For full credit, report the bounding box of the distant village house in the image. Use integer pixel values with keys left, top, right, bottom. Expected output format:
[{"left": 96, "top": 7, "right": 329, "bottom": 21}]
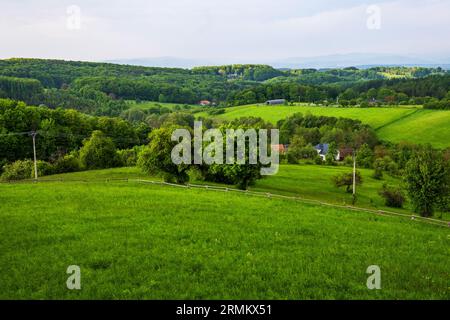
[
  {"left": 265, "top": 99, "right": 286, "bottom": 106},
  {"left": 314, "top": 143, "right": 340, "bottom": 161},
  {"left": 199, "top": 100, "right": 212, "bottom": 106},
  {"left": 271, "top": 144, "right": 288, "bottom": 155},
  {"left": 314, "top": 144, "right": 353, "bottom": 161}
]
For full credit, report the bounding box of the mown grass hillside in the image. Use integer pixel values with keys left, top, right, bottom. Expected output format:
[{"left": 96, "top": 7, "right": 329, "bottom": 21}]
[
  {"left": 376, "top": 109, "right": 450, "bottom": 148},
  {"left": 39, "top": 166, "right": 450, "bottom": 220},
  {"left": 200, "top": 104, "right": 450, "bottom": 148},
  {"left": 0, "top": 170, "right": 449, "bottom": 299},
  {"left": 199, "top": 104, "right": 418, "bottom": 128}
]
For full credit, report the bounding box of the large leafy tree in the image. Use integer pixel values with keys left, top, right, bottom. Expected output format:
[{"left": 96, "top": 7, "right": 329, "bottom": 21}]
[
  {"left": 333, "top": 171, "right": 363, "bottom": 193},
  {"left": 79, "top": 130, "right": 118, "bottom": 169},
  {"left": 404, "top": 146, "right": 450, "bottom": 217},
  {"left": 138, "top": 126, "right": 191, "bottom": 184}
]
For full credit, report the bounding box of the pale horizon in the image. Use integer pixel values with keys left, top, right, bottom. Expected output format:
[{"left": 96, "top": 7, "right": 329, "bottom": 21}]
[{"left": 1, "top": 0, "right": 450, "bottom": 63}]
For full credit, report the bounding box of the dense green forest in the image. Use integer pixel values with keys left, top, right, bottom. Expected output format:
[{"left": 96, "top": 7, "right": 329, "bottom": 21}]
[{"left": 0, "top": 59, "right": 449, "bottom": 116}]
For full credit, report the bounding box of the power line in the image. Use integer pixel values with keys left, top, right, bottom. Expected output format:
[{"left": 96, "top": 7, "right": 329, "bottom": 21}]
[
  {"left": 0, "top": 130, "right": 143, "bottom": 143},
  {"left": 0, "top": 131, "right": 34, "bottom": 137}
]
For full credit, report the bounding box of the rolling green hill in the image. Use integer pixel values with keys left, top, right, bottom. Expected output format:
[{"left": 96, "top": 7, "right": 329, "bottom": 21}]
[
  {"left": 376, "top": 109, "right": 450, "bottom": 147},
  {"left": 200, "top": 104, "right": 450, "bottom": 148},
  {"left": 1, "top": 168, "right": 449, "bottom": 299},
  {"left": 38, "top": 165, "right": 449, "bottom": 220}
]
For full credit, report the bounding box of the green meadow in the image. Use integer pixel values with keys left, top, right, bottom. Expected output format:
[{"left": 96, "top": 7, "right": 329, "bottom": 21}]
[
  {"left": 201, "top": 104, "right": 450, "bottom": 148},
  {"left": 201, "top": 104, "right": 418, "bottom": 128},
  {"left": 376, "top": 109, "right": 450, "bottom": 148},
  {"left": 38, "top": 165, "right": 450, "bottom": 221},
  {"left": 0, "top": 168, "right": 449, "bottom": 299}
]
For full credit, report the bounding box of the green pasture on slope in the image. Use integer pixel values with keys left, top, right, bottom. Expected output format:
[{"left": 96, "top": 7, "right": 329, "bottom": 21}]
[
  {"left": 0, "top": 174, "right": 449, "bottom": 299},
  {"left": 200, "top": 104, "right": 450, "bottom": 148}
]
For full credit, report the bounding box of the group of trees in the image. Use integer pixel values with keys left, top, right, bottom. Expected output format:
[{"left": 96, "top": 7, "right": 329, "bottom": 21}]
[
  {"left": 228, "top": 74, "right": 450, "bottom": 107},
  {"left": 0, "top": 99, "right": 149, "bottom": 165},
  {"left": 0, "top": 59, "right": 448, "bottom": 115},
  {"left": 1, "top": 129, "right": 142, "bottom": 181},
  {"left": 1, "top": 97, "right": 448, "bottom": 217},
  {"left": 275, "top": 113, "right": 378, "bottom": 165},
  {"left": 0, "top": 76, "right": 128, "bottom": 116},
  {"left": 0, "top": 58, "right": 187, "bottom": 88},
  {"left": 70, "top": 75, "right": 248, "bottom": 105},
  {"left": 272, "top": 66, "right": 447, "bottom": 86},
  {"left": 138, "top": 118, "right": 273, "bottom": 189},
  {"left": 338, "top": 144, "right": 449, "bottom": 217},
  {"left": 0, "top": 58, "right": 449, "bottom": 216},
  {"left": 0, "top": 76, "right": 44, "bottom": 105},
  {"left": 0, "top": 59, "right": 258, "bottom": 112},
  {"left": 423, "top": 90, "right": 450, "bottom": 110},
  {"left": 404, "top": 146, "right": 450, "bottom": 217},
  {"left": 192, "top": 64, "right": 284, "bottom": 81},
  {"left": 330, "top": 144, "right": 449, "bottom": 217}
]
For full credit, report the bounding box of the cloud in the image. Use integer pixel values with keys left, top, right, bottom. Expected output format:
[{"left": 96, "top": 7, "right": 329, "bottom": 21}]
[{"left": 0, "top": 0, "right": 449, "bottom": 61}]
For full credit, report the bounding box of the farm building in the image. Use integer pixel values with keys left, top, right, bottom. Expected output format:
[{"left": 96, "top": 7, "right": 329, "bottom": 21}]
[
  {"left": 338, "top": 147, "right": 354, "bottom": 161},
  {"left": 199, "top": 100, "right": 212, "bottom": 106},
  {"left": 265, "top": 99, "right": 286, "bottom": 105},
  {"left": 314, "top": 143, "right": 340, "bottom": 161},
  {"left": 271, "top": 144, "right": 288, "bottom": 154}
]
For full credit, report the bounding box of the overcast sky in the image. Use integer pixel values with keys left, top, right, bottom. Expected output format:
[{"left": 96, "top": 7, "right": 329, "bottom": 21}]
[{"left": 1, "top": 0, "right": 449, "bottom": 62}]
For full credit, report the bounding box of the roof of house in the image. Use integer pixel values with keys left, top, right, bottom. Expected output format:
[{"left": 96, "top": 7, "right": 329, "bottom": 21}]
[
  {"left": 266, "top": 99, "right": 286, "bottom": 104},
  {"left": 339, "top": 147, "right": 353, "bottom": 158},
  {"left": 271, "top": 144, "right": 287, "bottom": 153},
  {"left": 314, "top": 143, "right": 329, "bottom": 155}
]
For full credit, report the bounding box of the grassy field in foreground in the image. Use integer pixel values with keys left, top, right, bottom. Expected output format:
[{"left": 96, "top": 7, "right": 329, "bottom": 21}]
[
  {"left": 200, "top": 104, "right": 450, "bottom": 148},
  {"left": 0, "top": 173, "right": 449, "bottom": 299},
  {"left": 39, "top": 165, "right": 450, "bottom": 220}
]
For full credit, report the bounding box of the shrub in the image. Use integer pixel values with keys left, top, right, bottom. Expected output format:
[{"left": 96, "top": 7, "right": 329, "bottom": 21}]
[
  {"left": 343, "top": 156, "right": 353, "bottom": 167},
  {"left": 79, "top": 131, "right": 119, "bottom": 170},
  {"left": 0, "top": 160, "right": 34, "bottom": 181},
  {"left": 54, "top": 153, "right": 82, "bottom": 174},
  {"left": 325, "top": 143, "right": 338, "bottom": 166},
  {"left": 379, "top": 184, "right": 406, "bottom": 208},
  {"left": 404, "top": 146, "right": 450, "bottom": 217},
  {"left": 372, "top": 159, "right": 384, "bottom": 180},
  {"left": 356, "top": 144, "right": 374, "bottom": 168},
  {"left": 208, "top": 108, "right": 225, "bottom": 115},
  {"left": 0, "top": 158, "right": 7, "bottom": 175},
  {"left": 375, "top": 156, "right": 399, "bottom": 176},
  {"left": 138, "top": 127, "right": 191, "bottom": 184},
  {"left": 333, "top": 171, "right": 363, "bottom": 193},
  {"left": 32, "top": 160, "right": 55, "bottom": 178},
  {"left": 117, "top": 147, "right": 142, "bottom": 167},
  {"left": 372, "top": 167, "right": 383, "bottom": 180},
  {"left": 286, "top": 151, "right": 299, "bottom": 164}
]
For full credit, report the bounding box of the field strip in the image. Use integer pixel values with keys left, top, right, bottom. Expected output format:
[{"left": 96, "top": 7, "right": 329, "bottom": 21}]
[
  {"left": 373, "top": 108, "right": 421, "bottom": 131},
  {"left": 4, "top": 177, "right": 448, "bottom": 228}
]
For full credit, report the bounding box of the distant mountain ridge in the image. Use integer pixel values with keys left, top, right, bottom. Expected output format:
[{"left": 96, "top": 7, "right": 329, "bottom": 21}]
[{"left": 107, "top": 53, "right": 450, "bottom": 70}]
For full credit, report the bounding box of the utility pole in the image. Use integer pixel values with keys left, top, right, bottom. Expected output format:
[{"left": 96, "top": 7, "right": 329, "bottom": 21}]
[
  {"left": 352, "top": 149, "right": 356, "bottom": 205},
  {"left": 31, "top": 131, "right": 38, "bottom": 180}
]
